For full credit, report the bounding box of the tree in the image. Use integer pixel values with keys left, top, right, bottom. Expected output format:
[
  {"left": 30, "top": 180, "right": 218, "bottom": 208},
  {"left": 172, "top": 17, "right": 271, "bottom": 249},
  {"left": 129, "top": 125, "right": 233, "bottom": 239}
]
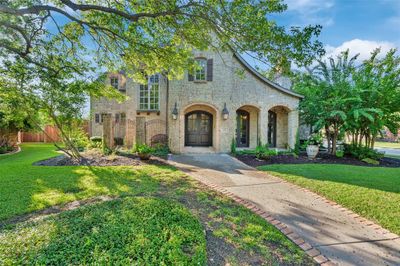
[
  {"left": 294, "top": 49, "right": 400, "bottom": 154},
  {"left": 0, "top": 56, "right": 123, "bottom": 159},
  {"left": 294, "top": 50, "right": 358, "bottom": 154},
  {"left": 350, "top": 48, "right": 400, "bottom": 148},
  {"left": 0, "top": 76, "right": 40, "bottom": 148},
  {"left": 0, "top": 0, "right": 324, "bottom": 81}
]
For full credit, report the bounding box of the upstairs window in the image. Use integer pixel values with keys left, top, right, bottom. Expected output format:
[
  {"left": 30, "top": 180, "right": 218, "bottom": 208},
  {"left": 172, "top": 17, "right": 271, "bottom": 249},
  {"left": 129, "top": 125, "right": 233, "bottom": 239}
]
[
  {"left": 110, "top": 77, "right": 119, "bottom": 89},
  {"left": 139, "top": 74, "right": 159, "bottom": 110},
  {"left": 195, "top": 58, "right": 207, "bottom": 81},
  {"left": 188, "top": 58, "right": 213, "bottom": 82},
  {"left": 95, "top": 113, "right": 100, "bottom": 123}
]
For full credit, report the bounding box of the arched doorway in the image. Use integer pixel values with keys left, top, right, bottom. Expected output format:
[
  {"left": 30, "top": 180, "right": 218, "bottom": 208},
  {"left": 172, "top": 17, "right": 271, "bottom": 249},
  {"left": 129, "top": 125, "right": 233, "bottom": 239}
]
[
  {"left": 268, "top": 110, "right": 277, "bottom": 147},
  {"left": 185, "top": 111, "right": 213, "bottom": 146},
  {"left": 236, "top": 110, "right": 250, "bottom": 147}
]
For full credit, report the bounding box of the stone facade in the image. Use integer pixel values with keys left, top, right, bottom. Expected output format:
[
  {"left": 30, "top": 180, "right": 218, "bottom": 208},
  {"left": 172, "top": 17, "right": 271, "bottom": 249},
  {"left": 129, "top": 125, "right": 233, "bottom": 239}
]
[{"left": 90, "top": 50, "right": 302, "bottom": 153}]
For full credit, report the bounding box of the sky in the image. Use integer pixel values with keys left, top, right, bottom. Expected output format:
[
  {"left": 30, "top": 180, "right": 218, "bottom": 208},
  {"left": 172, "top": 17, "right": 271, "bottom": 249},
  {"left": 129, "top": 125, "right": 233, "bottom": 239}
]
[{"left": 246, "top": 0, "right": 400, "bottom": 68}]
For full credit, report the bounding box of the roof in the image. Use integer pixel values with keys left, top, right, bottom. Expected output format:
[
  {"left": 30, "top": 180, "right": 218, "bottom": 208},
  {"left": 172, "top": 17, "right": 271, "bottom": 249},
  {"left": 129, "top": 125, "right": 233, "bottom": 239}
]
[{"left": 233, "top": 53, "right": 304, "bottom": 99}]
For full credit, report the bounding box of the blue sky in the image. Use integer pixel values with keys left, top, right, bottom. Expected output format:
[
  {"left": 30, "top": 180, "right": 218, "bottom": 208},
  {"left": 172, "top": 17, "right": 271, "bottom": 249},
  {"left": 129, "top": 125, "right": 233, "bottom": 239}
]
[{"left": 281, "top": 0, "right": 399, "bottom": 61}]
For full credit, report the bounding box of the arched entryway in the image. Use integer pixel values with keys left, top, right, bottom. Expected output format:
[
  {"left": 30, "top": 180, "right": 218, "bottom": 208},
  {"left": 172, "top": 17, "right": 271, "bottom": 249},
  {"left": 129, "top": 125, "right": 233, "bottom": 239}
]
[
  {"left": 185, "top": 111, "right": 213, "bottom": 146},
  {"left": 268, "top": 110, "right": 277, "bottom": 147},
  {"left": 236, "top": 110, "right": 250, "bottom": 147},
  {"left": 268, "top": 105, "right": 290, "bottom": 148},
  {"left": 236, "top": 105, "right": 260, "bottom": 149}
]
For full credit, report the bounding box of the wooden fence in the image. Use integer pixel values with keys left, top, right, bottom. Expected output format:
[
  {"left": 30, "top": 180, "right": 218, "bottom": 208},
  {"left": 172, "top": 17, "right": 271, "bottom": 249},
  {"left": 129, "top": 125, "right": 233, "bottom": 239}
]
[{"left": 19, "top": 122, "right": 89, "bottom": 143}]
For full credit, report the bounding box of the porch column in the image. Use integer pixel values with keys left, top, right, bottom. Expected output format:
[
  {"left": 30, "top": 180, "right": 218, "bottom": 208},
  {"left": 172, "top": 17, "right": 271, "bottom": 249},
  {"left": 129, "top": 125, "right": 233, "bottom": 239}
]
[
  {"left": 288, "top": 110, "right": 299, "bottom": 149},
  {"left": 259, "top": 108, "right": 269, "bottom": 146}
]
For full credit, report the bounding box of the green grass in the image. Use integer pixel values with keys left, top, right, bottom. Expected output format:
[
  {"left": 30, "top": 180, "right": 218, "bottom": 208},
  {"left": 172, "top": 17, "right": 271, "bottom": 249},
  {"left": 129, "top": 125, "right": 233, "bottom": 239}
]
[
  {"left": 0, "top": 144, "right": 313, "bottom": 265},
  {"left": 0, "top": 143, "right": 176, "bottom": 220},
  {"left": 375, "top": 141, "right": 400, "bottom": 149},
  {"left": 386, "top": 154, "right": 400, "bottom": 159},
  {"left": 0, "top": 197, "right": 206, "bottom": 265},
  {"left": 258, "top": 164, "right": 400, "bottom": 235}
]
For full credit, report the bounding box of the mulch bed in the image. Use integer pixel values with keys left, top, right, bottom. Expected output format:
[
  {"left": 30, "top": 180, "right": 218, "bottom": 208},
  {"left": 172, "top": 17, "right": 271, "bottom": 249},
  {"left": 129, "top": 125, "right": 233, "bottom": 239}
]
[
  {"left": 33, "top": 149, "right": 167, "bottom": 167},
  {"left": 236, "top": 152, "right": 400, "bottom": 168}
]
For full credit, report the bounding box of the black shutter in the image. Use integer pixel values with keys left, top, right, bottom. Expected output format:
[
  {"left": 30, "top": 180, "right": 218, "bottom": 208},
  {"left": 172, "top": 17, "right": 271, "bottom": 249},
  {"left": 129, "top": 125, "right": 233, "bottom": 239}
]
[
  {"left": 188, "top": 72, "right": 194, "bottom": 81},
  {"left": 115, "top": 113, "right": 120, "bottom": 123},
  {"left": 95, "top": 113, "right": 100, "bottom": 123},
  {"left": 207, "top": 59, "right": 213, "bottom": 81}
]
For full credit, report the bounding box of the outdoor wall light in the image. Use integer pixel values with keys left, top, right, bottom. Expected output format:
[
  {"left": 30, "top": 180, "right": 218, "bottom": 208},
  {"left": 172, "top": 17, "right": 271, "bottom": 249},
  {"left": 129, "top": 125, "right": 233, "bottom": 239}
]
[
  {"left": 172, "top": 102, "right": 178, "bottom": 120},
  {"left": 222, "top": 103, "right": 229, "bottom": 120}
]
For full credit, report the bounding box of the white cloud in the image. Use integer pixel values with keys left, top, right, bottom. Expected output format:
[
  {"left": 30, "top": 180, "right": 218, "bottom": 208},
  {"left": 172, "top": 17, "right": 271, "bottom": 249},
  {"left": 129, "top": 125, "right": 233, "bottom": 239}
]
[
  {"left": 284, "top": 0, "right": 335, "bottom": 27},
  {"left": 324, "top": 39, "right": 397, "bottom": 62}
]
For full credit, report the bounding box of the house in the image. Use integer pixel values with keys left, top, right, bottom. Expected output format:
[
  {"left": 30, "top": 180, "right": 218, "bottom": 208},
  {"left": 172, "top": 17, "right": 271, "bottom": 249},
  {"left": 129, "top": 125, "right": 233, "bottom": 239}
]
[{"left": 90, "top": 50, "right": 303, "bottom": 153}]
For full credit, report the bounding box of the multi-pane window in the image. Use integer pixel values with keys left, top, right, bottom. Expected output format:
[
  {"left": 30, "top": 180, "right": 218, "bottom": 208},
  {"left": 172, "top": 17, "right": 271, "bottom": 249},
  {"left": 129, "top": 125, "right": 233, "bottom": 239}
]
[
  {"left": 95, "top": 113, "right": 100, "bottom": 123},
  {"left": 115, "top": 112, "right": 126, "bottom": 123},
  {"left": 110, "top": 77, "right": 118, "bottom": 89},
  {"left": 195, "top": 59, "right": 206, "bottom": 81},
  {"left": 139, "top": 74, "right": 159, "bottom": 110}
]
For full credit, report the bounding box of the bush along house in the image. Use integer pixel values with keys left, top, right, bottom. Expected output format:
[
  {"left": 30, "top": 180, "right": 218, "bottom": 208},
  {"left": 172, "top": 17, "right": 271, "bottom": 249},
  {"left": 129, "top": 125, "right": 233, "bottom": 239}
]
[{"left": 90, "top": 49, "right": 303, "bottom": 153}]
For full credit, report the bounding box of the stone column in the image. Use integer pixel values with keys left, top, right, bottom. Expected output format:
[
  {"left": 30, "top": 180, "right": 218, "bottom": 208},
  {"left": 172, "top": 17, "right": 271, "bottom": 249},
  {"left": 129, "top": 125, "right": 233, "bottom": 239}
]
[
  {"left": 288, "top": 110, "right": 299, "bottom": 149},
  {"left": 102, "top": 114, "right": 114, "bottom": 149},
  {"left": 259, "top": 108, "right": 269, "bottom": 146}
]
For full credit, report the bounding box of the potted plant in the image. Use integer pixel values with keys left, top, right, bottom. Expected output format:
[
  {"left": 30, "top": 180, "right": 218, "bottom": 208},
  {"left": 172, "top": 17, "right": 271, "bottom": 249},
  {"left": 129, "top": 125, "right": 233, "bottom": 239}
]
[
  {"left": 306, "top": 133, "right": 323, "bottom": 159},
  {"left": 136, "top": 144, "right": 154, "bottom": 160}
]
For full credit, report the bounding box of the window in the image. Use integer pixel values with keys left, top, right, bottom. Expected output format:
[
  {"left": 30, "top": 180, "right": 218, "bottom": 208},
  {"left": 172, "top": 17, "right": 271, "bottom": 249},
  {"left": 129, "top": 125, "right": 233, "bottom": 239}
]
[
  {"left": 110, "top": 77, "right": 118, "bottom": 89},
  {"left": 100, "top": 113, "right": 107, "bottom": 123},
  {"left": 95, "top": 113, "right": 100, "bottom": 123},
  {"left": 139, "top": 74, "right": 159, "bottom": 110},
  {"left": 115, "top": 112, "right": 126, "bottom": 123},
  {"left": 195, "top": 58, "right": 206, "bottom": 81}
]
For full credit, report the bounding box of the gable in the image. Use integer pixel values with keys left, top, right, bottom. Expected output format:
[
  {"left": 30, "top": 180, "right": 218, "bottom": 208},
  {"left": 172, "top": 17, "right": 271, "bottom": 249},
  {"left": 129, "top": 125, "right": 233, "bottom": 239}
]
[{"left": 233, "top": 53, "right": 304, "bottom": 99}]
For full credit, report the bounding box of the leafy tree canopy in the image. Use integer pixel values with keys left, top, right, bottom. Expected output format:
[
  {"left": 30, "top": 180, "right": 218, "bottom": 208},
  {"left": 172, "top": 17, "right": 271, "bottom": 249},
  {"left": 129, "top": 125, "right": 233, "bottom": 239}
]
[{"left": 0, "top": 0, "right": 324, "bottom": 81}]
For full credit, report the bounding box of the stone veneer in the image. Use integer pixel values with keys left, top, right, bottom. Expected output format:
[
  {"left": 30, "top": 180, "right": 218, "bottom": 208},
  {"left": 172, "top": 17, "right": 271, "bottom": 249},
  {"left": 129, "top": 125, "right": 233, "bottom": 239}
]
[{"left": 90, "top": 50, "right": 301, "bottom": 153}]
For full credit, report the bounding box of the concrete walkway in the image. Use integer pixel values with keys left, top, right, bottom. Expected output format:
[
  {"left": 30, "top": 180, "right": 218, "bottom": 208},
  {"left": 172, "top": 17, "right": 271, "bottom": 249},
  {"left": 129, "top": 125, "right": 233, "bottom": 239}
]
[{"left": 170, "top": 154, "right": 400, "bottom": 266}]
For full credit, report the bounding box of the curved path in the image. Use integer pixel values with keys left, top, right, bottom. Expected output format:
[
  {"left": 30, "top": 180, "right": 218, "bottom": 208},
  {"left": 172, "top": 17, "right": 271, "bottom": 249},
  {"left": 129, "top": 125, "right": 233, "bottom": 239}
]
[{"left": 170, "top": 154, "right": 400, "bottom": 266}]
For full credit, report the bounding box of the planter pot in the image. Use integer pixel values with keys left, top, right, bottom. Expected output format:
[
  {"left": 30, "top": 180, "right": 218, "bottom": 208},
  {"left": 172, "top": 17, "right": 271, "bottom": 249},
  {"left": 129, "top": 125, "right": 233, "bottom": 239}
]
[
  {"left": 138, "top": 153, "right": 151, "bottom": 160},
  {"left": 306, "top": 145, "right": 319, "bottom": 159}
]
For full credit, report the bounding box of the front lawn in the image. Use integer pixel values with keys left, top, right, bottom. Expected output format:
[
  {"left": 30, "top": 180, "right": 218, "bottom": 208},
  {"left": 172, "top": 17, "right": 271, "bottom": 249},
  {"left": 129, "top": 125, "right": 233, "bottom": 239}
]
[
  {"left": 0, "top": 144, "right": 313, "bottom": 265},
  {"left": 259, "top": 164, "right": 400, "bottom": 235},
  {"left": 375, "top": 141, "right": 400, "bottom": 149}
]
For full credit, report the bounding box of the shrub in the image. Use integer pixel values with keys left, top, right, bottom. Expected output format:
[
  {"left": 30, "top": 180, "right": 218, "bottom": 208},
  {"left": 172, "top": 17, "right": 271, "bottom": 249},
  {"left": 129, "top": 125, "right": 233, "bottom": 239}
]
[
  {"left": 335, "top": 150, "right": 344, "bottom": 158},
  {"left": 88, "top": 136, "right": 102, "bottom": 149},
  {"left": 344, "top": 144, "right": 384, "bottom": 160},
  {"left": 362, "top": 158, "right": 380, "bottom": 165},
  {"left": 230, "top": 138, "right": 237, "bottom": 155},
  {"left": 135, "top": 143, "right": 155, "bottom": 155},
  {"left": 255, "top": 145, "right": 277, "bottom": 160},
  {"left": 152, "top": 143, "right": 170, "bottom": 157},
  {"left": 69, "top": 130, "right": 89, "bottom": 152},
  {"left": 236, "top": 149, "right": 257, "bottom": 155}
]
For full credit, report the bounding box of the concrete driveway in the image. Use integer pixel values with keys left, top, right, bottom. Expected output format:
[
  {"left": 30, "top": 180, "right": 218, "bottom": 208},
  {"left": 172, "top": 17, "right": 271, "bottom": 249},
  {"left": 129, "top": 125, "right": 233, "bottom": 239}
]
[{"left": 170, "top": 154, "right": 400, "bottom": 266}]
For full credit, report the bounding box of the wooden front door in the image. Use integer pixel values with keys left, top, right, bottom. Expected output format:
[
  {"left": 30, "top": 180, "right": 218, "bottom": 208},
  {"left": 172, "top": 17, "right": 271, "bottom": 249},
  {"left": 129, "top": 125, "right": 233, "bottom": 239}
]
[
  {"left": 185, "top": 111, "right": 213, "bottom": 146},
  {"left": 236, "top": 110, "right": 250, "bottom": 147}
]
